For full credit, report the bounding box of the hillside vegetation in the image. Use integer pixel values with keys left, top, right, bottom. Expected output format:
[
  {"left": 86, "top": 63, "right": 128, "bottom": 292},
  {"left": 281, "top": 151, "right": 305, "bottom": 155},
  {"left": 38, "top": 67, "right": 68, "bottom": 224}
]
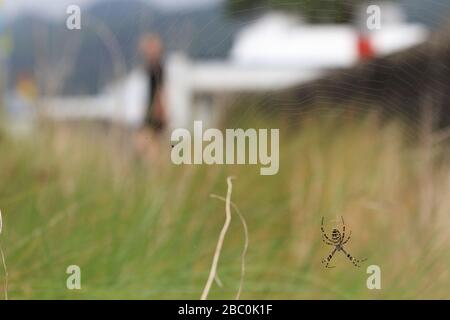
[{"left": 0, "top": 110, "right": 449, "bottom": 299}]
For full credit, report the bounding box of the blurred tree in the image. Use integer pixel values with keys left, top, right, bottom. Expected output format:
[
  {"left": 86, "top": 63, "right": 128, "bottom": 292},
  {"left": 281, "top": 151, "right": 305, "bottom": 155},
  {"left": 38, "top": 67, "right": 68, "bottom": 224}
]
[{"left": 227, "top": 0, "right": 360, "bottom": 23}]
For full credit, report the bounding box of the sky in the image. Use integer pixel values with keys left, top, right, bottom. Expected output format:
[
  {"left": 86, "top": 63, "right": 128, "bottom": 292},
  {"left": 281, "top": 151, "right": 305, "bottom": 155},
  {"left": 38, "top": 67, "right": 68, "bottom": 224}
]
[{"left": 0, "top": 0, "right": 223, "bottom": 20}]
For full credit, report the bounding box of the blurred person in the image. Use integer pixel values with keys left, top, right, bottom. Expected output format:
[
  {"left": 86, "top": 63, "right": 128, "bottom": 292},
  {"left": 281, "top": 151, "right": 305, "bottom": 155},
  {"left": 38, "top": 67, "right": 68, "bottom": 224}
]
[
  {"left": 4, "top": 72, "right": 37, "bottom": 135},
  {"left": 16, "top": 72, "right": 38, "bottom": 103},
  {"left": 135, "top": 34, "right": 167, "bottom": 161},
  {"left": 140, "top": 34, "right": 166, "bottom": 132}
]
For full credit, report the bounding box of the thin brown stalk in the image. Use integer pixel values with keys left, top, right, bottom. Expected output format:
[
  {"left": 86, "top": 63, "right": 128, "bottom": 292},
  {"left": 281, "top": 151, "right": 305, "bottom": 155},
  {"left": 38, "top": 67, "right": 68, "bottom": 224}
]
[
  {"left": 0, "top": 210, "right": 8, "bottom": 300},
  {"left": 201, "top": 177, "right": 235, "bottom": 300},
  {"left": 419, "top": 95, "right": 435, "bottom": 225},
  {"left": 210, "top": 194, "right": 249, "bottom": 300}
]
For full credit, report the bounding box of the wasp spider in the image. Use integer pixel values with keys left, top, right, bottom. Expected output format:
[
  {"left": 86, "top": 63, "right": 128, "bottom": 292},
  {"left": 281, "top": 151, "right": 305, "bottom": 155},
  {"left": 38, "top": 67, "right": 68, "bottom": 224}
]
[{"left": 321, "top": 216, "right": 366, "bottom": 268}]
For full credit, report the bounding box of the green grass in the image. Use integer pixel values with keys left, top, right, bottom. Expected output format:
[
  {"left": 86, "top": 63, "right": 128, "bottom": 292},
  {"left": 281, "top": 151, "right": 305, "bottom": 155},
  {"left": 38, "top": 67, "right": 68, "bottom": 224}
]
[{"left": 0, "top": 110, "right": 449, "bottom": 299}]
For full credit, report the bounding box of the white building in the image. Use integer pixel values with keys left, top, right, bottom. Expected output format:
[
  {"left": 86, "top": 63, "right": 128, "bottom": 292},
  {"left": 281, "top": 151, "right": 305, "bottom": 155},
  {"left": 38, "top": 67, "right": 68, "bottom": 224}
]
[
  {"left": 166, "top": 6, "right": 428, "bottom": 129},
  {"left": 37, "top": 3, "right": 429, "bottom": 130}
]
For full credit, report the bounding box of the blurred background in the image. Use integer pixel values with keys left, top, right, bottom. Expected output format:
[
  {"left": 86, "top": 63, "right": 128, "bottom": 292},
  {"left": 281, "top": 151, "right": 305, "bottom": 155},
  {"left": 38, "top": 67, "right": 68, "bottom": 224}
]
[{"left": 0, "top": 0, "right": 450, "bottom": 299}]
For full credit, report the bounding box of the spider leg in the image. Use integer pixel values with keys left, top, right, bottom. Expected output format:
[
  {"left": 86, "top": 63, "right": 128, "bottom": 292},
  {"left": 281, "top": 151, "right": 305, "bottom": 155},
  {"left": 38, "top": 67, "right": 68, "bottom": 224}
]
[
  {"left": 321, "top": 217, "right": 333, "bottom": 243},
  {"left": 342, "top": 230, "right": 352, "bottom": 245},
  {"left": 340, "top": 247, "right": 366, "bottom": 267},
  {"left": 322, "top": 235, "right": 334, "bottom": 246},
  {"left": 321, "top": 247, "right": 338, "bottom": 268},
  {"left": 341, "top": 216, "right": 346, "bottom": 240}
]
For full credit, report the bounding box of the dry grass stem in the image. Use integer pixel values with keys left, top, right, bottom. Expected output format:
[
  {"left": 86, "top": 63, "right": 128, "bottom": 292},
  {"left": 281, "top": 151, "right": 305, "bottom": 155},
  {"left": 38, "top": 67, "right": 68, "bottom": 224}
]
[
  {"left": 210, "top": 194, "right": 249, "bottom": 300},
  {"left": 0, "top": 210, "right": 8, "bottom": 300},
  {"left": 201, "top": 177, "right": 235, "bottom": 300}
]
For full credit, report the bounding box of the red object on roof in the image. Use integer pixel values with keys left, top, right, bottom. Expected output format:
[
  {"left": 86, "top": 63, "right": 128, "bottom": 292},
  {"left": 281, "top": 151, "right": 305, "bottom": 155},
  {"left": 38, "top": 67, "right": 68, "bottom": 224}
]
[{"left": 357, "top": 35, "right": 375, "bottom": 60}]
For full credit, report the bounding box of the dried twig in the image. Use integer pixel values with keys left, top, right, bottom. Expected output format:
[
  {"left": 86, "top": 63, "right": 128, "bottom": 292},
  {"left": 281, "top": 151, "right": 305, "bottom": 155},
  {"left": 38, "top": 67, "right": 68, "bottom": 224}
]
[
  {"left": 201, "top": 177, "right": 235, "bottom": 300},
  {"left": 0, "top": 210, "right": 8, "bottom": 300},
  {"left": 210, "top": 194, "right": 248, "bottom": 300}
]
